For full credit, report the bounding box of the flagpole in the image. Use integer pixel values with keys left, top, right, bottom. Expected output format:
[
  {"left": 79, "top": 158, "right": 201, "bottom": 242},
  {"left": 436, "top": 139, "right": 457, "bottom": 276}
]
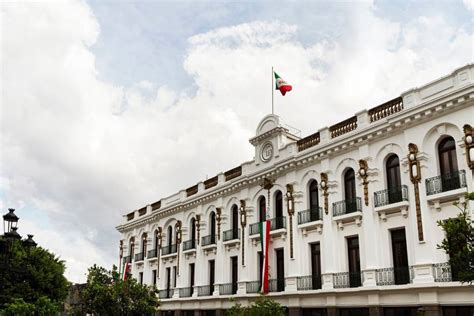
[{"left": 271, "top": 66, "right": 274, "bottom": 115}]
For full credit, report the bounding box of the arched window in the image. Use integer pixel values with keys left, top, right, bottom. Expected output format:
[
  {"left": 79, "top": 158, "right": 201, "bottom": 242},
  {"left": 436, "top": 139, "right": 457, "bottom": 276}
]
[
  {"left": 344, "top": 168, "right": 357, "bottom": 213},
  {"left": 141, "top": 233, "right": 147, "bottom": 255},
  {"left": 129, "top": 237, "right": 135, "bottom": 257},
  {"left": 438, "top": 137, "right": 458, "bottom": 176},
  {"left": 231, "top": 205, "right": 239, "bottom": 232},
  {"left": 386, "top": 154, "right": 402, "bottom": 203},
  {"left": 275, "top": 191, "right": 283, "bottom": 218},
  {"left": 258, "top": 196, "right": 266, "bottom": 222},
  {"left": 308, "top": 180, "right": 319, "bottom": 211},
  {"left": 190, "top": 218, "right": 196, "bottom": 241},
  {"left": 210, "top": 212, "right": 216, "bottom": 238},
  {"left": 153, "top": 229, "right": 159, "bottom": 249},
  {"left": 167, "top": 226, "right": 173, "bottom": 248}
]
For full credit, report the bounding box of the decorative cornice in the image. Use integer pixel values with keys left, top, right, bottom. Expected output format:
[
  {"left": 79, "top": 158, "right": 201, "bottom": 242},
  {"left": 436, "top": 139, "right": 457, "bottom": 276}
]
[{"left": 249, "top": 126, "right": 292, "bottom": 146}]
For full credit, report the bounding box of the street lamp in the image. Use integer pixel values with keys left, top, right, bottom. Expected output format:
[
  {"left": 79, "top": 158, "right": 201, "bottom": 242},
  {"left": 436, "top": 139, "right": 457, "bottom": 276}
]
[
  {"left": 3, "top": 208, "right": 19, "bottom": 235},
  {"left": 23, "top": 234, "right": 37, "bottom": 249}
]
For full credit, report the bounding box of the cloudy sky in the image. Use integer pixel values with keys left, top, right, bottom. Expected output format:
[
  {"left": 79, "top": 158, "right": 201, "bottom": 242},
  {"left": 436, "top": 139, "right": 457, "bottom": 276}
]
[{"left": 1, "top": 0, "right": 472, "bottom": 282}]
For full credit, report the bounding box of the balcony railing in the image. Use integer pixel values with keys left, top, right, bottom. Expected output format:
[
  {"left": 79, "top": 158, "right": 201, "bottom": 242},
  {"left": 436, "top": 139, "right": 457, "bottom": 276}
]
[
  {"left": 374, "top": 185, "right": 409, "bottom": 207},
  {"left": 269, "top": 278, "right": 285, "bottom": 292},
  {"left": 249, "top": 217, "right": 287, "bottom": 235},
  {"left": 134, "top": 252, "right": 144, "bottom": 261},
  {"left": 333, "top": 272, "right": 362, "bottom": 288},
  {"left": 297, "top": 275, "right": 322, "bottom": 290},
  {"left": 368, "top": 97, "right": 403, "bottom": 123},
  {"left": 219, "top": 283, "right": 237, "bottom": 295},
  {"left": 122, "top": 255, "right": 132, "bottom": 264},
  {"left": 147, "top": 249, "right": 158, "bottom": 259},
  {"left": 161, "top": 244, "right": 177, "bottom": 256},
  {"left": 433, "top": 262, "right": 455, "bottom": 282},
  {"left": 426, "top": 170, "right": 467, "bottom": 196},
  {"left": 297, "top": 132, "right": 320, "bottom": 152},
  {"left": 223, "top": 228, "right": 240, "bottom": 241},
  {"left": 224, "top": 166, "right": 242, "bottom": 181},
  {"left": 375, "top": 267, "right": 413, "bottom": 285},
  {"left": 201, "top": 234, "right": 216, "bottom": 246},
  {"left": 246, "top": 281, "right": 261, "bottom": 294},
  {"left": 330, "top": 116, "right": 357, "bottom": 138},
  {"left": 158, "top": 289, "right": 174, "bottom": 299},
  {"left": 333, "top": 197, "right": 362, "bottom": 217},
  {"left": 179, "top": 287, "right": 193, "bottom": 298},
  {"left": 183, "top": 239, "right": 196, "bottom": 251},
  {"left": 197, "top": 285, "right": 213, "bottom": 296},
  {"left": 298, "top": 207, "right": 323, "bottom": 224}
]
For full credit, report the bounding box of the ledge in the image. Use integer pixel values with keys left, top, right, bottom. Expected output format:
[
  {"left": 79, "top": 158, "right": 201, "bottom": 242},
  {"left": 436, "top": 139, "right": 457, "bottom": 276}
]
[
  {"left": 333, "top": 211, "right": 363, "bottom": 230},
  {"left": 374, "top": 201, "right": 409, "bottom": 221},
  {"left": 223, "top": 238, "right": 240, "bottom": 251},
  {"left": 426, "top": 187, "right": 468, "bottom": 208},
  {"left": 298, "top": 220, "right": 323, "bottom": 235}
]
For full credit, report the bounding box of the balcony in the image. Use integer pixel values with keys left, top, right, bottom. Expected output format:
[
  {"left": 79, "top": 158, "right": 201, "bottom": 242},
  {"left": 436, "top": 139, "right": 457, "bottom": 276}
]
[
  {"left": 425, "top": 171, "right": 467, "bottom": 207},
  {"left": 249, "top": 216, "right": 287, "bottom": 238},
  {"left": 246, "top": 281, "right": 261, "bottom": 294},
  {"left": 158, "top": 289, "right": 174, "bottom": 299},
  {"left": 333, "top": 272, "right": 362, "bottom": 288},
  {"left": 219, "top": 282, "right": 237, "bottom": 295},
  {"left": 161, "top": 244, "right": 177, "bottom": 256},
  {"left": 147, "top": 249, "right": 158, "bottom": 260},
  {"left": 122, "top": 255, "right": 132, "bottom": 264},
  {"left": 375, "top": 267, "right": 413, "bottom": 286},
  {"left": 297, "top": 208, "right": 323, "bottom": 234},
  {"left": 332, "top": 198, "right": 362, "bottom": 227},
  {"left": 433, "top": 262, "right": 456, "bottom": 282},
  {"left": 134, "top": 252, "right": 144, "bottom": 262},
  {"left": 374, "top": 186, "right": 409, "bottom": 220},
  {"left": 179, "top": 287, "right": 193, "bottom": 298},
  {"left": 223, "top": 228, "right": 240, "bottom": 241},
  {"left": 201, "top": 235, "right": 217, "bottom": 254},
  {"left": 197, "top": 285, "right": 213, "bottom": 296},
  {"left": 183, "top": 239, "right": 196, "bottom": 252},
  {"left": 269, "top": 278, "right": 285, "bottom": 292},
  {"left": 297, "top": 275, "right": 322, "bottom": 290}
]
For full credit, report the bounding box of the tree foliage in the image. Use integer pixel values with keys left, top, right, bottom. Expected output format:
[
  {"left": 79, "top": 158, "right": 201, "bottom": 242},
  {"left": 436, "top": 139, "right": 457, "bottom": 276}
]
[
  {"left": 227, "top": 295, "right": 286, "bottom": 316},
  {"left": 0, "top": 241, "right": 69, "bottom": 312},
  {"left": 77, "top": 264, "right": 160, "bottom": 316},
  {"left": 437, "top": 192, "right": 474, "bottom": 283},
  {"left": 0, "top": 297, "right": 58, "bottom": 316}
]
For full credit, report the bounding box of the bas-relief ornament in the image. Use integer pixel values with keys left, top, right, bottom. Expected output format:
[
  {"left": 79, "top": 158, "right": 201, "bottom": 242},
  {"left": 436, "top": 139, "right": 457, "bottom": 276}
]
[{"left": 407, "top": 143, "right": 424, "bottom": 242}]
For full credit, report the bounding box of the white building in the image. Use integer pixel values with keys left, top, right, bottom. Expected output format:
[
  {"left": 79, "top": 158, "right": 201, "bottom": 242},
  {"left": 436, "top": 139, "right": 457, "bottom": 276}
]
[{"left": 116, "top": 64, "right": 474, "bottom": 316}]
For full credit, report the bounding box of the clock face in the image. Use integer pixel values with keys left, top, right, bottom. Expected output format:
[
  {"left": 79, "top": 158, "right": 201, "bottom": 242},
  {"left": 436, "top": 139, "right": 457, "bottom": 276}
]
[{"left": 261, "top": 143, "right": 273, "bottom": 162}]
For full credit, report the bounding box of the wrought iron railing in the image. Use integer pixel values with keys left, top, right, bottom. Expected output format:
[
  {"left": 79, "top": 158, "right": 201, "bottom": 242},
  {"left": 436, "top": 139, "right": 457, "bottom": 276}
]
[
  {"left": 333, "top": 197, "right": 362, "bottom": 217},
  {"left": 223, "top": 228, "right": 240, "bottom": 241},
  {"left": 219, "top": 283, "right": 237, "bottom": 295},
  {"left": 298, "top": 208, "right": 323, "bottom": 224},
  {"left": 147, "top": 249, "right": 158, "bottom": 259},
  {"left": 297, "top": 275, "right": 322, "bottom": 290},
  {"left": 158, "top": 289, "right": 174, "bottom": 299},
  {"left": 246, "top": 281, "right": 261, "bottom": 293},
  {"left": 374, "top": 185, "right": 409, "bottom": 207},
  {"left": 375, "top": 267, "right": 413, "bottom": 285},
  {"left": 249, "top": 217, "right": 286, "bottom": 235},
  {"left": 179, "top": 287, "right": 193, "bottom": 298},
  {"left": 122, "top": 255, "right": 132, "bottom": 264},
  {"left": 333, "top": 272, "right": 362, "bottom": 288},
  {"left": 268, "top": 278, "right": 285, "bottom": 292},
  {"left": 161, "top": 244, "right": 177, "bottom": 256},
  {"left": 249, "top": 222, "right": 260, "bottom": 235},
  {"left": 183, "top": 239, "right": 196, "bottom": 251},
  {"left": 201, "top": 234, "right": 216, "bottom": 246},
  {"left": 134, "top": 252, "right": 144, "bottom": 261},
  {"left": 426, "top": 170, "right": 467, "bottom": 195},
  {"left": 197, "top": 285, "right": 213, "bottom": 296},
  {"left": 433, "top": 262, "right": 454, "bottom": 282}
]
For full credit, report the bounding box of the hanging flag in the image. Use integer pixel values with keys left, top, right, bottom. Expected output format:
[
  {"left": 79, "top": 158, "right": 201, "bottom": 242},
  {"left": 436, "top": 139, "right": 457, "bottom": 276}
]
[
  {"left": 259, "top": 219, "right": 271, "bottom": 293},
  {"left": 274, "top": 71, "right": 292, "bottom": 96},
  {"left": 123, "top": 262, "right": 131, "bottom": 280}
]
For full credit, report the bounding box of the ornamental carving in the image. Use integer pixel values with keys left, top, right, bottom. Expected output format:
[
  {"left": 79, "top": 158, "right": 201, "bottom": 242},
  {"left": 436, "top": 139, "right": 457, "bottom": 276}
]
[
  {"left": 320, "top": 173, "right": 329, "bottom": 214},
  {"left": 286, "top": 183, "right": 295, "bottom": 259},
  {"left": 407, "top": 143, "right": 424, "bottom": 242},
  {"left": 464, "top": 124, "right": 474, "bottom": 170},
  {"left": 358, "top": 160, "right": 369, "bottom": 206},
  {"left": 216, "top": 208, "right": 222, "bottom": 240},
  {"left": 195, "top": 215, "right": 201, "bottom": 245},
  {"left": 239, "top": 199, "right": 246, "bottom": 266}
]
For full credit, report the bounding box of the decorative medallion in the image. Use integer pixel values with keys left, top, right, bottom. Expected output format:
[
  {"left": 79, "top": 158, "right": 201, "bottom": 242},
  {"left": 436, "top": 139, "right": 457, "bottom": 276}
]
[{"left": 260, "top": 142, "right": 274, "bottom": 162}]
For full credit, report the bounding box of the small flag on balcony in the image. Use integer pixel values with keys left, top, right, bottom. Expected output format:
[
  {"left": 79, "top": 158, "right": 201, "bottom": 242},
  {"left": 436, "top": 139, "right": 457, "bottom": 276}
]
[
  {"left": 259, "top": 219, "right": 271, "bottom": 293},
  {"left": 274, "top": 71, "right": 292, "bottom": 96}
]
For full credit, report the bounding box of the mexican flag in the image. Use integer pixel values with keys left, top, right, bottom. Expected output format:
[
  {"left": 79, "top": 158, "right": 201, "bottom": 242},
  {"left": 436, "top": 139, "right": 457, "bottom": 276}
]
[
  {"left": 122, "top": 262, "right": 131, "bottom": 280},
  {"left": 259, "top": 220, "right": 271, "bottom": 293},
  {"left": 274, "top": 72, "right": 292, "bottom": 96}
]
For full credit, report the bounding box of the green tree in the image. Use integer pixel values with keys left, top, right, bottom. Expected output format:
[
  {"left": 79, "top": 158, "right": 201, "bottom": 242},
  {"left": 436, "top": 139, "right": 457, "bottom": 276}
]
[
  {"left": 227, "top": 295, "right": 286, "bottom": 316},
  {"left": 437, "top": 192, "right": 474, "bottom": 283},
  {"left": 0, "top": 241, "right": 69, "bottom": 312},
  {"left": 79, "top": 264, "right": 160, "bottom": 316}
]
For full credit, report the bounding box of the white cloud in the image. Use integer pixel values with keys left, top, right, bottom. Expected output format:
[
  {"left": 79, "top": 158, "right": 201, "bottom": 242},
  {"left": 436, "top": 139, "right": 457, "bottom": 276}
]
[
  {"left": 463, "top": 0, "right": 474, "bottom": 10},
  {"left": 1, "top": 1, "right": 472, "bottom": 282}
]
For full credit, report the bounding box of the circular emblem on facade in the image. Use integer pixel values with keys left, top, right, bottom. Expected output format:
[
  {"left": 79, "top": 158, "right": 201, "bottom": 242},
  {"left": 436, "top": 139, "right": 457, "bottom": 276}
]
[{"left": 260, "top": 143, "right": 274, "bottom": 162}]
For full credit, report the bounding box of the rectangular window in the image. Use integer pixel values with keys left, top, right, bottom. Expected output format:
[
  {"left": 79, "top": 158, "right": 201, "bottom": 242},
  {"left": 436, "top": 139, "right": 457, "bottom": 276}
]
[
  {"left": 209, "top": 260, "right": 215, "bottom": 294},
  {"left": 310, "top": 243, "right": 322, "bottom": 289},
  {"left": 347, "top": 236, "right": 361, "bottom": 288},
  {"left": 173, "top": 266, "right": 177, "bottom": 288},
  {"left": 231, "top": 256, "right": 238, "bottom": 294},
  {"left": 275, "top": 248, "right": 285, "bottom": 292},
  {"left": 139, "top": 272, "right": 143, "bottom": 285},
  {"left": 390, "top": 228, "right": 410, "bottom": 285},
  {"left": 257, "top": 251, "right": 263, "bottom": 281},
  {"left": 152, "top": 269, "right": 157, "bottom": 286}
]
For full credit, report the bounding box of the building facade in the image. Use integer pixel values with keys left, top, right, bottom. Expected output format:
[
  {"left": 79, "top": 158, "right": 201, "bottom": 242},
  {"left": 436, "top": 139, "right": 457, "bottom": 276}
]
[{"left": 116, "top": 64, "right": 474, "bottom": 316}]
